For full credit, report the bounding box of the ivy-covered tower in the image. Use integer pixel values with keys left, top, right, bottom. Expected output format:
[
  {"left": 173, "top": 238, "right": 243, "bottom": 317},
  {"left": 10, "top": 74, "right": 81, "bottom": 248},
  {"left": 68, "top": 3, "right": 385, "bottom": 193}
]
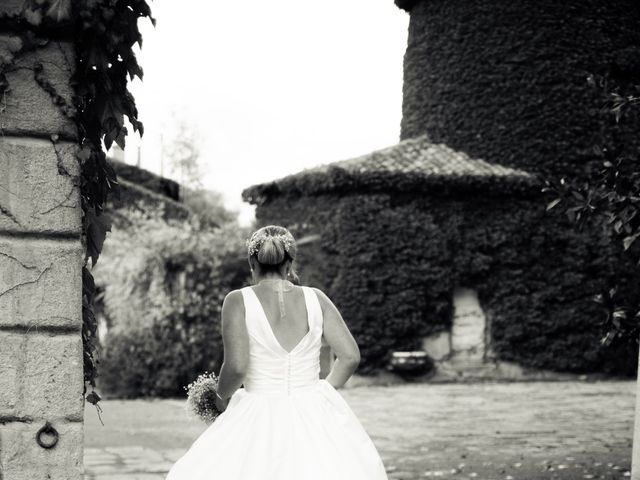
[{"left": 395, "top": 0, "right": 640, "bottom": 179}]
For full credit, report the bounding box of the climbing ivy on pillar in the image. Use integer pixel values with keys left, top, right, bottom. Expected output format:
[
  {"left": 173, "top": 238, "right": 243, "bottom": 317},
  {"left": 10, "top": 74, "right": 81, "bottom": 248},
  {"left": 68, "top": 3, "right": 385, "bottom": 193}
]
[
  {"left": 0, "top": 0, "right": 153, "bottom": 408},
  {"left": 72, "top": 0, "right": 154, "bottom": 406}
]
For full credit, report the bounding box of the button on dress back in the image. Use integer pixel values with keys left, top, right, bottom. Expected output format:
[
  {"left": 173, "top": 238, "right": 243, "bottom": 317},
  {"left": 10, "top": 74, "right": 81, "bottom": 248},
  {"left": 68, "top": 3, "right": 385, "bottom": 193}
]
[{"left": 241, "top": 286, "right": 323, "bottom": 395}]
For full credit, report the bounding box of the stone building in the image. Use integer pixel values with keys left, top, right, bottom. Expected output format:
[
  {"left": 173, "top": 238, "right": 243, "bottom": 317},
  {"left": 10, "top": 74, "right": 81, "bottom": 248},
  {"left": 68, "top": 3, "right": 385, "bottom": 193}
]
[
  {"left": 108, "top": 160, "right": 191, "bottom": 225},
  {"left": 0, "top": 4, "right": 84, "bottom": 479},
  {"left": 242, "top": 1, "right": 640, "bottom": 377}
]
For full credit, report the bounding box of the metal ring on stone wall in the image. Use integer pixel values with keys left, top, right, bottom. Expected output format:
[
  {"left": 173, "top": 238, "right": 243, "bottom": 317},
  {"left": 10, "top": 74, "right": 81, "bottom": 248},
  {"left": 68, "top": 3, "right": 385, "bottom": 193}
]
[{"left": 36, "top": 421, "right": 59, "bottom": 449}]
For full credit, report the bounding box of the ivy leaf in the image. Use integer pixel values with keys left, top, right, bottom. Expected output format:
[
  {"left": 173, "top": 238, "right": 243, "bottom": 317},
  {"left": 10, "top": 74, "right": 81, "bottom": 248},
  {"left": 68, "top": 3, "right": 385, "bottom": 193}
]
[
  {"left": 6, "top": 35, "right": 23, "bottom": 54},
  {"left": 85, "top": 207, "right": 112, "bottom": 266},
  {"left": 546, "top": 198, "right": 561, "bottom": 211},
  {"left": 46, "top": 0, "right": 72, "bottom": 22},
  {"left": 77, "top": 146, "right": 92, "bottom": 164},
  {"left": 86, "top": 390, "right": 101, "bottom": 405},
  {"left": 82, "top": 266, "right": 96, "bottom": 303},
  {"left": 125, "top": 58, "right": 143, "bottom": 81},
  {"left": 601, "top": 330, "right": 615, "bottom": 346},
  {"left": 0, "top": 73, "right": 9, "bottom": 95},
  {"left": 623, "top": 232, "right": 640, "bottom": 251},
  {"left": 22, "top": 8, "right": 43, "bottom": 26},
  {"left": 114, "top": 127, "right": 127, "bottom": 150}
]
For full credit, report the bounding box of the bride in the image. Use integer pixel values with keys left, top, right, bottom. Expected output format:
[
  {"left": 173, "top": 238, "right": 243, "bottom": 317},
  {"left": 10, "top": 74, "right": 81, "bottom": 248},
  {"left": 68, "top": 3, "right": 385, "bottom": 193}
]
[{"left": 166, "top": 225, "right": 388, "bottom": 479}]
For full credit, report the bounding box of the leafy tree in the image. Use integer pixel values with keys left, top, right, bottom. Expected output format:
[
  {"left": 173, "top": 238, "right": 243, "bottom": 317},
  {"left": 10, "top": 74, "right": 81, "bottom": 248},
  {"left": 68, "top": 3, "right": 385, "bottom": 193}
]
[
  {"left": 180, "top": 187, "right": 238, "bottom": 229},
  {"left": 162, "top": 116, "right": 238, "bottom": 228},
  {"left": 545, "top": 64, "right": 640, "bottom": 348},
  {"left": 163, "top": 117, "right": 204, "bottom": 189}
]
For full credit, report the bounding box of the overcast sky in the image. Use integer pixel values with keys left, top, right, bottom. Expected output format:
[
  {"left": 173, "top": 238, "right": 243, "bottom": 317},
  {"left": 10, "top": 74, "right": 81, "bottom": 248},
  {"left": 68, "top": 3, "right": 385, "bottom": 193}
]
[{"left": 123, "top": 0, "right": 409, "bottom": 225}]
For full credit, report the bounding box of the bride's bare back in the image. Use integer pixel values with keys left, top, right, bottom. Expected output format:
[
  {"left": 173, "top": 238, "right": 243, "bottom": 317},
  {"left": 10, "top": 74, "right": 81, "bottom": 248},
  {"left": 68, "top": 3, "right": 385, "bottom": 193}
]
[{"left": 250, "top": 284, "right": 310, "bottom": 354}]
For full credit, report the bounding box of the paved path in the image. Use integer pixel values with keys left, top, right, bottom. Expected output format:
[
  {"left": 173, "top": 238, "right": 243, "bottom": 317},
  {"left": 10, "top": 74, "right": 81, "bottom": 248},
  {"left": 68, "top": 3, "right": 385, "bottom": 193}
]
[{"left": 84, "top": 381, "right": 635, "bottom": 480}]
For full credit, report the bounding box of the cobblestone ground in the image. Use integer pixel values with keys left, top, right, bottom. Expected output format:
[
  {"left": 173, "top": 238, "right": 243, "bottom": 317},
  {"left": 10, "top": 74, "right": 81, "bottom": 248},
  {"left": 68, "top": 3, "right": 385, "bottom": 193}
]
[{"left": 84, "top": 381, "right": 635, "bottom": 480}]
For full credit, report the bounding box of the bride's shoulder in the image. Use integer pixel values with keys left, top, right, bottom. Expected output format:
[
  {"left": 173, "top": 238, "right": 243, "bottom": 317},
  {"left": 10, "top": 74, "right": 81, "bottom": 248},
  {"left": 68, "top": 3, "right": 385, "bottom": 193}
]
[
  {"left": 222, "top": 289, "right": 246, "bottom": 308},
  {"left": 305, "top": 286, "right": 332, "bottom": 306},
  {"left": 307, "top": 286, "right": 324, "bottom": 295}
]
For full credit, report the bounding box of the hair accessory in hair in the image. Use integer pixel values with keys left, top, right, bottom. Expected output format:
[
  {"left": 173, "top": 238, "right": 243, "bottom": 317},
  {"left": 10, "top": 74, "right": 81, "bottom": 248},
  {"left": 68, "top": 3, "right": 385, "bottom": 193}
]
[{"left": 246, "top": 231, "right": 294, "bottom": 257}]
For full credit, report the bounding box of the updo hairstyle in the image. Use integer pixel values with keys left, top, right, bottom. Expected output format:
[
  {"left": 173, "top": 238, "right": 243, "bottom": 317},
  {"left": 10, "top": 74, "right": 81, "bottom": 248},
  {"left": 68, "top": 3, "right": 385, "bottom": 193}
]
[{"left": 246, "top": 225, "right": 298, "bottom": 280}]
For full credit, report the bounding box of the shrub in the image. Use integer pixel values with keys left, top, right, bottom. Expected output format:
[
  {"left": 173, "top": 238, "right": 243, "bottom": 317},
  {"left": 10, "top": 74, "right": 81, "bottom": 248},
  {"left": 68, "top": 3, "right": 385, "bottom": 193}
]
[
  {"left": 94, "top": 207, "right": 250, "bottom": 397},
  {"left": 99, "top": 316, "right": 224, "bottom": 398}
]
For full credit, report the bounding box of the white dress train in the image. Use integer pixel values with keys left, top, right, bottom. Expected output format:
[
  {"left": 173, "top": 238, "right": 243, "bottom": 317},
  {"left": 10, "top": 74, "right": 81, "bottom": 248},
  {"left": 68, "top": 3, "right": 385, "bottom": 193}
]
[{"left": 166, "top": 286, "right": 388, "bottom": 480}]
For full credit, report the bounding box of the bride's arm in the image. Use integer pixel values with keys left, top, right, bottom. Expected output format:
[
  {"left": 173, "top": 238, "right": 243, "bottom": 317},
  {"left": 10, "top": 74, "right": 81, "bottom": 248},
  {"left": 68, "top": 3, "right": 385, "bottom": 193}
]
[
  {"left": 313, "top": 288, "right": 361, "bottom": 389},
  {"left": 215, "top": 290, "right": 250, "bottom": 408}
]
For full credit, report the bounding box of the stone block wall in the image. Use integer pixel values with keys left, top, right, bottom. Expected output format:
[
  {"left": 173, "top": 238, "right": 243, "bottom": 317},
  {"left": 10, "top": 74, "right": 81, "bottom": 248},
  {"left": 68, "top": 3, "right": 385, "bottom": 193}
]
[{"left": 0, "top": 8, "right": 84, "bottom": 480}]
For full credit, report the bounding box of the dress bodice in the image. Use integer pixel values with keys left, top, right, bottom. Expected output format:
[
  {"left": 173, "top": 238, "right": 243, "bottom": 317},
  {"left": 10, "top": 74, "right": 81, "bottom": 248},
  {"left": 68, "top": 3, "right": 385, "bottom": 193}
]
[{"left": 240, "top": 286, "right": 323, "bottom": 395}]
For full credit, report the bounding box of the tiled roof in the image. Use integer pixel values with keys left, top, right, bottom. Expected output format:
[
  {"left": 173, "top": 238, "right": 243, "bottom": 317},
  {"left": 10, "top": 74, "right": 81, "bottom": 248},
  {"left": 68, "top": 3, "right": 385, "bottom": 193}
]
[
  {"left": 243, "top": 135, "right": 538, "bottom": 205},
  {"left": 303, "top": 135, "right": 532, "bottom": 179}
]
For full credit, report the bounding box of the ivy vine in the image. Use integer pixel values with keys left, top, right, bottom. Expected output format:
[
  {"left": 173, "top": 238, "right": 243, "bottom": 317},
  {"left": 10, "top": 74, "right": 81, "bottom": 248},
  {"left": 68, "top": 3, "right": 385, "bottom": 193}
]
[
  {"left": 0, "top": 0, "right": 154, "bottom": 408},
  {"left": 74, "top": 0, "right": 153, "bottom": 408}
]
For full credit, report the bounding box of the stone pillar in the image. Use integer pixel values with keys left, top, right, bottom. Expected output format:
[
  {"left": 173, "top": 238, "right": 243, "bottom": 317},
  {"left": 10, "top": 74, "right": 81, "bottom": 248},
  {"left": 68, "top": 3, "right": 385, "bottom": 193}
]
[{"left": 0, "top": 8, "right": 84, "bottom": 480}]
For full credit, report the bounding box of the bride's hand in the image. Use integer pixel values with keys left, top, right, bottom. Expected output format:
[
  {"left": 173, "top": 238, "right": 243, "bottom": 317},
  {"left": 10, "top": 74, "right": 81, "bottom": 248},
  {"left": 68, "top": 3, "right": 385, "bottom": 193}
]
[{"left": 215, "top": 393, "right": 229, "bottom": 413}]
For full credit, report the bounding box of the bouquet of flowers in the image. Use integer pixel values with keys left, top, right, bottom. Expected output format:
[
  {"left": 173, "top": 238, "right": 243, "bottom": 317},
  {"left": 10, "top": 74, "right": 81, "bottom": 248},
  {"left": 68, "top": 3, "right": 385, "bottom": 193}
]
[{"left": 184, "top": 372, "right": 223, "bottom": 424}]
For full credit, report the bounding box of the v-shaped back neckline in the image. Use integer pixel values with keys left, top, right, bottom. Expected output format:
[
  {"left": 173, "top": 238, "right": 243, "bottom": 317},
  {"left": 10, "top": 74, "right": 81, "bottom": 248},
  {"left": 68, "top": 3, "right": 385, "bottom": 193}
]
[{"left": 248, "top": 286, "right": 312, "bottom": 355}]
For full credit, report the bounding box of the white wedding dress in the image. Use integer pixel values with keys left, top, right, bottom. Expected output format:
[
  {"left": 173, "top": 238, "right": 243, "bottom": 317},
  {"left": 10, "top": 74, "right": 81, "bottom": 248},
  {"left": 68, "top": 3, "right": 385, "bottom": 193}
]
[{"left": 166, "top": 286, "right": 388, "bottom": 480}]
